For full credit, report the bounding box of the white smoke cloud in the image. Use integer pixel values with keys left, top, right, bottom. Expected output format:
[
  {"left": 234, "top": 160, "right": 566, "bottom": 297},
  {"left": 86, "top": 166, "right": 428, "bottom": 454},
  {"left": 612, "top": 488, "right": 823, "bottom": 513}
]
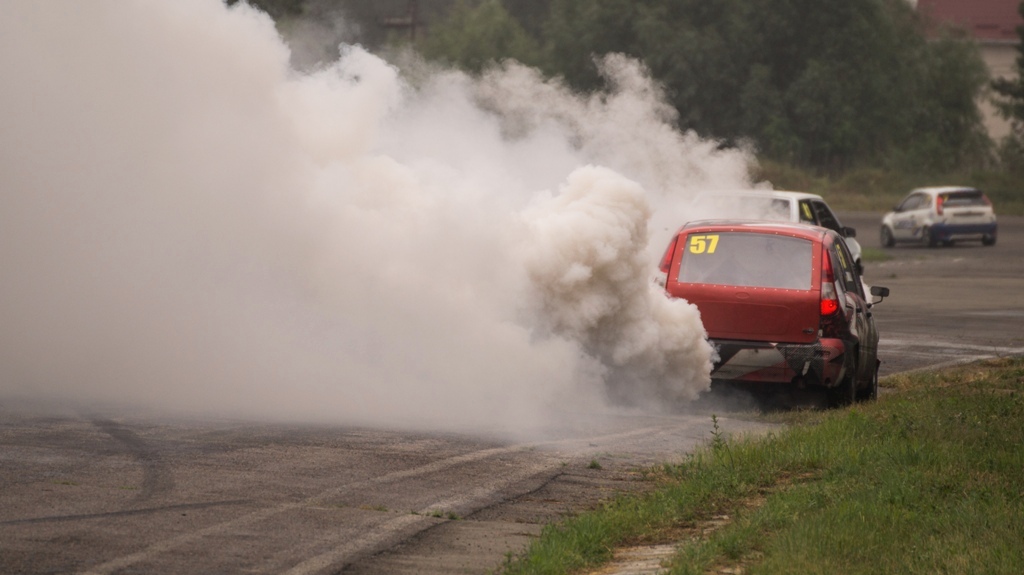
[
  {"left": 0, "top": 0, "right": 753, "bottom": 433},
  {"left": 473, "top": 56, "right": 757, "bottom": 251},
  {"left": 518, "top": 166, "right": 714, "bottom": 406}
]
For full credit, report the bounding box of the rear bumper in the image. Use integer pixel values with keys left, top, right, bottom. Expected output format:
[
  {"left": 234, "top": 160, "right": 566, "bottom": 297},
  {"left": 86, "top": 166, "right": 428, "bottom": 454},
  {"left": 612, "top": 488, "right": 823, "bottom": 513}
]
[
  {"left": 709, "top": 338, "right": 847, "bottom": 387},
  {"left": 931, "top": 221, "right": 997, "bottom": 241}
]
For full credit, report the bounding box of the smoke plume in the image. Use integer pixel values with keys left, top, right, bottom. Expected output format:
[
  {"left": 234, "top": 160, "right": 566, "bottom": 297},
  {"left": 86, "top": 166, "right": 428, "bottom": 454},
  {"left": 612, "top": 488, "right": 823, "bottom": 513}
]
[{"left": 0, "top": 0, "right": 754, "bottom": 432}]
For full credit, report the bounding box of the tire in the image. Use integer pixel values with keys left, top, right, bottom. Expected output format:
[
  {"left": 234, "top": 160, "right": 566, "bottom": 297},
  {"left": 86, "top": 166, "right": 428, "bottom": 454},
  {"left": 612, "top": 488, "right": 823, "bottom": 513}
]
[
  {"left": 880, "top": 226, "right": 895, "bottom": 248},
  {"left": 827, "top": 361, "right": 857, "bottom": 408},
  {"left": 982, "top": 234, "right": 996, "bottom": 246},
  {"left": 856, "top": 363, "right": 878, "bottom": 402},
  {"left": 923, "top": 226, "right": 939, "bottom": 248}
]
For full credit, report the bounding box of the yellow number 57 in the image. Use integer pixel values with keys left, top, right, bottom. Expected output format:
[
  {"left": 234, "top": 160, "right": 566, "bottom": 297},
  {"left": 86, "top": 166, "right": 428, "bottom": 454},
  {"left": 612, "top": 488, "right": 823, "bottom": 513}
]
[{"left": 688, "top": 234, "right": 720, "bottom": 254}]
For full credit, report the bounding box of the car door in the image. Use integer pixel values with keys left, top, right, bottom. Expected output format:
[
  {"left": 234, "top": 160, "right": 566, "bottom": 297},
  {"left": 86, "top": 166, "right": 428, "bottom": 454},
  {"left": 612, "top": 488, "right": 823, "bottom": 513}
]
[
  {"left": 890, "top": 192, "right": 928, "bottom": 241},
  {"left": 808, "top": 200, "right": 842, "bottom": 233},
  {"left": 828, "top": 235, "right": 877, "bottom": 387}
]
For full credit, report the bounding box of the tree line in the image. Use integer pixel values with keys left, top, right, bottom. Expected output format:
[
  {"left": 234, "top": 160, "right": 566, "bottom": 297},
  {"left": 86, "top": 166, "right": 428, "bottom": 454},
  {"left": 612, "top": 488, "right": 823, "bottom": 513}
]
[{"left": 241, "top": 0, "right": 1024, "bottom": 176}]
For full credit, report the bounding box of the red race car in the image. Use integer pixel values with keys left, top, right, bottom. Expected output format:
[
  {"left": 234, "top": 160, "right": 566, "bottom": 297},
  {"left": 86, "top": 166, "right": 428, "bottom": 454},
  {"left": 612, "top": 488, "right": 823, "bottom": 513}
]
[{"left": 660, "top": 220, "right": 889, "bottom": 406}]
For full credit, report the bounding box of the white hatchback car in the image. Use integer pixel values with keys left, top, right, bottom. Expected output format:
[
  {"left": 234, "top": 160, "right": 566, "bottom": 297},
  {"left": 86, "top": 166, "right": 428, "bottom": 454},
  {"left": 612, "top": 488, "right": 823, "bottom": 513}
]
[
  {"left": 690, "top": 190, "right": 864, "bottom": 273},
  {"left": 880, "top": 187, "right": 997, "bottom": 248}
]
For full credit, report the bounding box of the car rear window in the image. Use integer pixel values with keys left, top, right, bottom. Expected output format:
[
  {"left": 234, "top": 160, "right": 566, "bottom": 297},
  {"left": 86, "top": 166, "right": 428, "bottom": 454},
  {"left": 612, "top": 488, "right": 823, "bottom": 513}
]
[
  {"left": 942, "top": 190, "right": 989, "bottom": 207},
  {"left": 677, "top": 232, "right": 813, "bottom": 290}
]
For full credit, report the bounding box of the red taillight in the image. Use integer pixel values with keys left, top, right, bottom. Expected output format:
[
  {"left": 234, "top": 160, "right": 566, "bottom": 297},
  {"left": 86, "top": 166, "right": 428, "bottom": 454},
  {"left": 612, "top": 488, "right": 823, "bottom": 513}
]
[
  {"left": 659, "top": 235, "right": 678, "bottom": 274},
  {"left": 820, "top": 294, "right": 839, "bottom": 315},
  {"left": 936, "top": 194, "right": 944, "bottom": 216},
  {"left": 982, "top": 194, "right": 992, "bottom": 206},
  {"left": 820, "top": 246, "right": 839, "bottom": 317}
]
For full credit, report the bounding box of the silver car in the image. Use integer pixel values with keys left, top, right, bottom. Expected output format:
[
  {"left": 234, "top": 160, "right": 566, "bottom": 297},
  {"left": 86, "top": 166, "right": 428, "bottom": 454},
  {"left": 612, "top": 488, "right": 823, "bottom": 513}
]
[{"left": 880, "top": 187, "right": 997, "bottom": 248}]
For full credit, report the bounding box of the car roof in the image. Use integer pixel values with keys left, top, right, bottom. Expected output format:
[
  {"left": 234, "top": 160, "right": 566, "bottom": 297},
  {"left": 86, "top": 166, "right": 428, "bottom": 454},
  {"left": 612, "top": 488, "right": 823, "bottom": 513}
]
[
  {"left": 679, "top": 219, "right": 832, "bottom": 241},
  {"left": 693, "top": 189, "right": 825, "bottom": 202},
  {"left": 911, "top": 186, "right": 980, "bottom": 195}
]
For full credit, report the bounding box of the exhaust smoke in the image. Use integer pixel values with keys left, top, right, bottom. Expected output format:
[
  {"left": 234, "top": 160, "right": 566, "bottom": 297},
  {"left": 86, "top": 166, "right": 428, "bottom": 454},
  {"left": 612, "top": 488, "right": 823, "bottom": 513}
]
[{"left": 0, "top": 0, "right": 754, "bottom": 432}]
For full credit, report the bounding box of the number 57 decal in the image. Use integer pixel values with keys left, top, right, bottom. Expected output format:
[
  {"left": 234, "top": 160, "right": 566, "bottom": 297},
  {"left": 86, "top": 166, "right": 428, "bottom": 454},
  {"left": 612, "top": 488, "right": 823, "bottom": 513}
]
[{"left": 688, "top": 234, "right": 720, "bottom": 254}]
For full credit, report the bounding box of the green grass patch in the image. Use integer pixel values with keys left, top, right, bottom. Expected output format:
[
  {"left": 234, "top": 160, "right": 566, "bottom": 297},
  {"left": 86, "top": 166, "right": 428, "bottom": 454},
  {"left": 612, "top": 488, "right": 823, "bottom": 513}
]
[
  {"left": 859, "top": 247, "right": 892, "bottom": 264},
  {"left": 754, "top": 161, "right": 1024, "bottom": 215},
  {"left": 499, "top": 358, "right": 1024, "bottom": 575},
  {"left": 423, "top": 509, "right": 461, "bottom": 520}
]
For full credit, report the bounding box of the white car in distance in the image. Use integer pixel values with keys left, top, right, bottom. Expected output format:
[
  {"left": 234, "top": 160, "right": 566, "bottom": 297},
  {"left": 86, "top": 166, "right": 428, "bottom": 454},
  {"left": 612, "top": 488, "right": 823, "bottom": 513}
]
[{"left": 880, "top": 186, "right": 997, "bottom": 248}]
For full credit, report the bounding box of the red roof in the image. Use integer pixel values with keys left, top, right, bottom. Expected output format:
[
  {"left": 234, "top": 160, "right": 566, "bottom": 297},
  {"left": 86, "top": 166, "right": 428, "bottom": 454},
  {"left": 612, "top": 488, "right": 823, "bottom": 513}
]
[{"left": 918, "top": 0, "right": 1023, "bottom": 42}]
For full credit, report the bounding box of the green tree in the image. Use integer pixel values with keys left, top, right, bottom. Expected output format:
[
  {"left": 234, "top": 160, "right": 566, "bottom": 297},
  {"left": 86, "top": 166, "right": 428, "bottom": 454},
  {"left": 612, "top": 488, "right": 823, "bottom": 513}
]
[
  {"left": 990, "top": 1, "right": 1024, "bottom": 171},
  {"left": 633, "top": 0, "right": 754, "bottom": 143},
  {"left": 541, "top": 0, "right": 641, "bottom": 91},
  {"left": 540, "top": 0, "right": 988, "bottom": 172},
  {"left": 898, "top": 33, "right": 991, "bottom": 171},
  {"left": 419, "top": 0, "right": 541, "bottom": 73},
  {"left": 319, "top": 0, "right": 991, "bottom": 174},
  {"left": 501, "top": 0, "right": 552, "bottom": 40}
]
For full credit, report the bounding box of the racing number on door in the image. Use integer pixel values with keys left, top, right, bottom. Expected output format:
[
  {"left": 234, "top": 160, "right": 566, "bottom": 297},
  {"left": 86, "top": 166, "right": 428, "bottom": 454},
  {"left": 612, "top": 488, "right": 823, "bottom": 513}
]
[
  {"left": 688, "top": 234, "right": 720, "bottom": 254},
  {"left": 801, "top": 202, "right": 814, "bottom": 222}
]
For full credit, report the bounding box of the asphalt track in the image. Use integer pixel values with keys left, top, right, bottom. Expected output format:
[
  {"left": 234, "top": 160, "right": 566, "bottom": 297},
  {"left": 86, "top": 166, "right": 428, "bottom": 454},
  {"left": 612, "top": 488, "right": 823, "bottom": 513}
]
[{"left": 1, "top": 213, "right": 1021, "bottom": 575}]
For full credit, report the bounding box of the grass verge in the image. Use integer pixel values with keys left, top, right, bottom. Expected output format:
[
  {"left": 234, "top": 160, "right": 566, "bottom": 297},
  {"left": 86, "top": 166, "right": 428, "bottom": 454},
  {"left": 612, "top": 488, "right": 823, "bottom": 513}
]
[
  {"left": 499, "top": 357, "right": 1024, "bottom": 575},
  {"left": 754, "top": 161, "right": 1024, "bottom": 215},
  {"left": 858, "top": 247, "right": 891, "bottom": 265}
]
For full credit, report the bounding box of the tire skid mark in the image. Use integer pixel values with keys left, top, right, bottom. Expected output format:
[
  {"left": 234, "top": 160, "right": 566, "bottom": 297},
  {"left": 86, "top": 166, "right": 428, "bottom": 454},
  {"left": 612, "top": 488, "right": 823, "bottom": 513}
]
[
  {"left": 91, "top": 418, "right": 174, "bottom": 502},
  {"left": 76, "top": 423, "right": 687, "bottom": 575},
  {"left": 289, "top": 421, "right": 719, "bottom": 575},
  {"left": 0, "top": 500, "right": 250, "bottom": 526},
  {"left": 281, "top": 456, "right": 561, "bottom": 575}
]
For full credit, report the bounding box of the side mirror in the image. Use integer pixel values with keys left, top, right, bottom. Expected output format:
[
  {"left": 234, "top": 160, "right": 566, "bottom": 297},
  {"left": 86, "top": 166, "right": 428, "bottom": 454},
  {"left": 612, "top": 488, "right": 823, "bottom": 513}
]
[
  {"left": 869, "top": 285, "right": 889, "bottom": 305},
  {"left": 842, "top": 226, "right": 857, "bottom": 238}
]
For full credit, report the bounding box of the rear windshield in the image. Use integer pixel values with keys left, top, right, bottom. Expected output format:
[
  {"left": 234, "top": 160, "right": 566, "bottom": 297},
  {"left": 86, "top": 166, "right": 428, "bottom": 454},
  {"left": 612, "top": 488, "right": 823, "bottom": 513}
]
[
  {"left": 677, "top": 232, "right": 813, "bottom": 290},
  {"left": 941, "top": 190, "right": 989, "bottom": 207}
]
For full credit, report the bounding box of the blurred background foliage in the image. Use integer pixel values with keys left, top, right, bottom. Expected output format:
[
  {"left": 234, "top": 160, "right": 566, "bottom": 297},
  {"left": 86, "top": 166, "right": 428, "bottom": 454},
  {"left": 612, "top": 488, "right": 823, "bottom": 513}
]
[{"left": 231, "top": 0, "right": 1024, "bottom": 213}]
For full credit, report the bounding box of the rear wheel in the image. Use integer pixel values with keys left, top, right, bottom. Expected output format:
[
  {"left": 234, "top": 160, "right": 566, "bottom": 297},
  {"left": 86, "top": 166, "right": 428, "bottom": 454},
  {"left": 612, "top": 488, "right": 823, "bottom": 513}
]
[
  {"left": 982, "top": 234, "right": 996, "bottom": 246},
  {"left": 923, "top": 226, "right": 939, "bottom": 248},
  {"left": 827, "top": 362, "right": 857, "bottom": 408},
  {"left": 856, "top": 362, "right": 878, "bottom": 402},
  {"left": 880, "top": 226, "right": 895, "bottom": 248}
]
